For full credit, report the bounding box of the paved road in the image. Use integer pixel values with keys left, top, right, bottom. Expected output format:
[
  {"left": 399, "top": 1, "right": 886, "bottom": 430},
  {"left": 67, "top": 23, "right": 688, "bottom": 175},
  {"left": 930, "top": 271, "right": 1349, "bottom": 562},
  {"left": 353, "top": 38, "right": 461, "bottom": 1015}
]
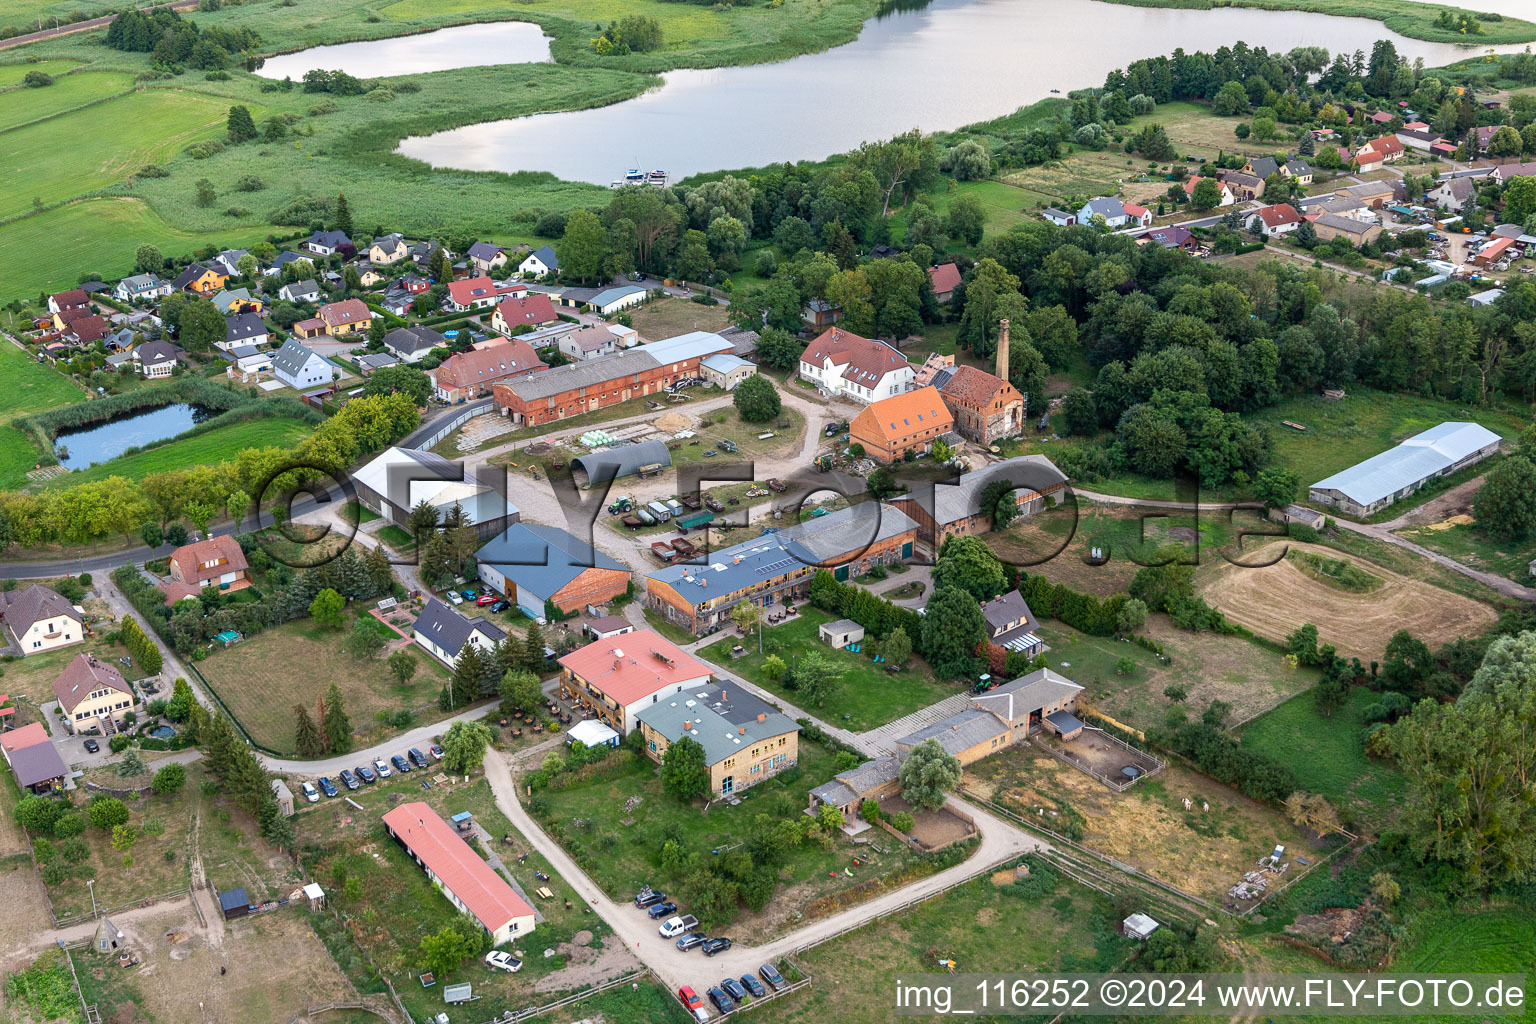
[{"left": 0, "top": 0, "right": 199, "bottom": 50}]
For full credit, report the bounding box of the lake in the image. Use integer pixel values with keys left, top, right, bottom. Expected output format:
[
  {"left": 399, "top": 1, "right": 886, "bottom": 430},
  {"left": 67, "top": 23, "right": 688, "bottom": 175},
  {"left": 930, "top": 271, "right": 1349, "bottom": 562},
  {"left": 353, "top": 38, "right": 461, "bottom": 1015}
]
[
  {"left": 398, "top": 0, "right": 1519, "bottom": 184},
  {"left": 55, "top": 404, "right": 210, "bottom": 468},
  {"left": 255, "top": 20, "right": 551, "bottom": 81}
]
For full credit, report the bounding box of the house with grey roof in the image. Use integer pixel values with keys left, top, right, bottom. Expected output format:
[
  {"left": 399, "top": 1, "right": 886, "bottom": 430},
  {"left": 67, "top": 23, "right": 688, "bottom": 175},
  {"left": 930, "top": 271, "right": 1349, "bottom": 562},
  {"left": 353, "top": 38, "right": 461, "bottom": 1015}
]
[
  {"left": 893, "top": 708, "right": 1012, "bottom": 766},
  {"left": 113, "top": 274, "right": 171, "bottom": 303},
  {"left": 411, "top": 597, "right": 506, "bottom": 669},
  {"left": 774, "top": 501, "right": 918, "bottom": 581},
  {"left": 0, "top": 584, "right": 83, "bottom": 656},
  {"left": 1245, "top": 155, "right": 1280, "bottom": 180},
  {"left": 212, "top": 249, "right": 249, "bottom": 278},
  {"left": 584, "top": 285, "right": 646, "bottom": 315},
  {"left": 271, "top": 338, "right": 333, "bottom": 391},
  {"left": 221, "top": 312, "right": 269, "bottom": 351},
  {"left": 383, "top": 324, "right": 445, "bottom": 364},
  {"left": 979, "top": 590, "right": 1043, "bottom": 656},
  {"left": 1040, "top": 207, "right": 1075, "bottom": 226},
  {"left": 466, "top": 241, "right": 510, "bottom": 275},
  {"left": 303, "top": 230, "right": 351, "bottom": 256},
  {"left": 1076, "top": 197, "right": 1129, "bottom": 228},
  {"left": 969, "top": 668, "right": 1083, "bottom": 738},
  {"left": 475, "top": 523, "right": 629, "bottom": 618},
  {"left": 570, "top": 439, "right": 673, "bottom": 487},
  {"left": 279, "top": 279, "right": 321, "bottom": 304},
  {"left": 634, "top": 683, "right": 800, "bottom": 797},
  {"left": 889, "top": 455, "right": 1067, "bottom": 547},
  {"left": 808, "top": 756, "right": 901, "bottom": 819},
  {"left": 699, "top": 352, "right": 756, "bottom": 391},
  {"left": 355, "top": 351, "right": 399, "bottom": 373},
  {"left": 518, "top": 245, "right": 559, "bottom": 278},
  {"left": 645, "top": 533, "right": 820, "bottom": 636},
  {"left": 135, "top": 340, "right": 183, "bottom": 378},
  {"left": 1308, "top": 422, "right": 1502, "bottom": 516}
]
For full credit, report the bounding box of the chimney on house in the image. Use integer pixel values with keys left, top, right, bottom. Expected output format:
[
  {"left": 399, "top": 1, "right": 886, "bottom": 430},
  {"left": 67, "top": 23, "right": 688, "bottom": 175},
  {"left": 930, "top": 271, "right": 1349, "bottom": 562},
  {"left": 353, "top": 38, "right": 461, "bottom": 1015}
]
[
  {"left": 683, "top": 720, "right": 691, "bottom": 731},
  {"left": 738, "top": 727, "right": 746, "bottom": 735},
  {"left": 757, "top": 713, "right": 766, "bottom": 723},
  {"left": 996, "top": 318, "right": 1010, "bottom": 386}
]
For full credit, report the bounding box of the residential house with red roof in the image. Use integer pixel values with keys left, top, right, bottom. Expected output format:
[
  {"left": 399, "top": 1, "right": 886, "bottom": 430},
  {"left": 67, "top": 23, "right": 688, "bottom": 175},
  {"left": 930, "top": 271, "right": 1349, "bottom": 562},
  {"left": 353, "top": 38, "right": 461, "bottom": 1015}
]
[
  {"left": 54, "top": 653, "right": 138, "bottom": 735},
  {"left": 1249, "top": 204, "right": 1302, "bottom": 237},
  {"left": 557, "top": 629, "right": 712, "bottom": 734},
  {"left": 292, "top": 298, "right": 373, "bottom": 340},
  {"left": 488, "top": 293, "right": 557, "bottom": 337},
  {"left": 1354, "top": 135, "right": 1404, "bottom": 172},
  {"left": 446, "top": 276, "right": 523, "bottom": 312},
  {"left": 382, "top": 803, "right": 535, "bottom": 945},
  {"left": 1121, "top": 202, "right": 1153, "bottom": 227},
  {"left": 431, "top": 338, "right": 547, "bottom": 403},
  {"left": 797, "top": 327, "right": 912, "bottom": 403},
  {"left": 1183, "top": 177, "right": 1234, "bottom": 207},
  {"left": 850, "top": 386, "right": 956, "bottom": 464},
  {"left": 927, "top": 263, "right": 962, "bottom": 304},
  {"left": 47, "top": 289, "right": 89, "bottom": 315},
  {"left": 165, "top": 535, "right": 250, "bottom": 597}
]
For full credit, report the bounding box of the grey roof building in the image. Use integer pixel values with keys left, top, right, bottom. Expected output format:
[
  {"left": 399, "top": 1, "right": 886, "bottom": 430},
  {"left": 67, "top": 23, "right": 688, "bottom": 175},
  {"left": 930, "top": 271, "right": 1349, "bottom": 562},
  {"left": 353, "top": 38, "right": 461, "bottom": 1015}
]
[
  {"left": 633, "top": 683, "right": 800, "bottom": 793},
  {"left": 356, "top": 351, "right": 399, "bottom": 372},
  {"left": 1309, "top": 422, "right": 1502, "bottom": 515},
  {"left": 646, "top": 532, "right": 819, "bottom": 611},
  {"left": 969, "top": 668, "right": 1083, "bottom": 730},
  {"left": 223, "top": 312, "right": 267, "bottom": 346},
  {"left": 1247, "top": 156, "right": 1279, "bottom": 179},
  {"left": 775, "top": 501, "right": 918, "bottom": 569},
  {"left": 893, "top": 708, "right": 1010, "bottom": 760},
  {"left": 7, "top": 739, "right": 68, "bottom": 791},
  {"left": 411, "top": 597, "right": 506, "bottom": 667},
  {"left": 1078, "top": 197, "right": 1127, "bottom": 222},
  {"left": 466, "top": 241, "right": 507, "bottom": 263},
  {"left": 498, "top": 350, "right": 659, "bottom": 405},
  {"left": 979, "top": 590, "right": 1041, "bottom": 652},
  {"left": 0, "top": 584, "right": 81, "bottom": 645},
  {"left": 474, "top": 523, "right": 627, "bottom": 615},
  {"left": 570, "top": 439, "right": 673, "bottom": 486},
  {"left": 808, "top": 756, "right": 900, "bottom": 812},
  {"left": 384, "top": 325, "right": 445, "bottom": 361}
]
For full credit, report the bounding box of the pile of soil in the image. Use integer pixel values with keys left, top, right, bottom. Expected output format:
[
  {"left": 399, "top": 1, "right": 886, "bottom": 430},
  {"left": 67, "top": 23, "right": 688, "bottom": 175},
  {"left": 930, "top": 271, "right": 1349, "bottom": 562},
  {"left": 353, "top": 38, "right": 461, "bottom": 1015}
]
[{"left": 654, "top": 412, "right": 692, "bottom": 432}]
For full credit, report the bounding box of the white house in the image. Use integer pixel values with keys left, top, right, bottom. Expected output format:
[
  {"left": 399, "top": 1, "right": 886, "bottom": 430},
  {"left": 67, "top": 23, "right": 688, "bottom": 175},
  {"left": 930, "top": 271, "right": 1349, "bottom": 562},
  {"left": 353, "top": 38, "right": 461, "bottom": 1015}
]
[
  {"left": 113, "top": 275, "right": 171, "bottom": 303},
  {"left": 411, "top": 598, "right": 507, "bottom": 669},
  {"left": 228, "top": 345, "right": 272, "bottom": 374},
  {"left": 557, "top": 325, "right": 619, "bottom": 362},
  {"left": 1077, "top": 197, "right": 1130, "bottom": 228},
  {"left": 278, "top": 279, "right": 321, "bottom": 304},
  {"left": 797, "top": 327, "right": 912, "bottom": 403},
  {"left": 1040, "top": 207, "right": 1076, "bottom": 226},
  {"left": 1248, "top": 204, "right": 1302, "bottom": 237},
  {"left": 271, "top": 338, "right": 333, "bottom": 390},
  {"left": 220, "top": 312, "right": 269, "bottom": 352},
  {"left": 0, "top": 585, "right": 83, "bottom": 656},
  {"left": 518, "top": 245, "right": 559, "bottom": 278},
  {"left": 303, "top": 230, "right": 351, "bottom": 256},
  {"left": 135, "top": 340, "right": 181, "bottom": 378},
  {"left": 585, "top": 285, "right": 647, "bottom": 315},
  {"left": 1429, "top": 176, "right": 1476, "bottom": 214}
]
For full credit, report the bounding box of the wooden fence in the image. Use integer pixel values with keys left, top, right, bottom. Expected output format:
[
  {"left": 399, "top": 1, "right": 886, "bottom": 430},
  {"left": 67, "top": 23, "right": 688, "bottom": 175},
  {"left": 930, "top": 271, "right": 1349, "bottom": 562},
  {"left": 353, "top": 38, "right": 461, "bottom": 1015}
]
[{"left": 1029, "top": 728, "right": 1165, "bottom": 793}]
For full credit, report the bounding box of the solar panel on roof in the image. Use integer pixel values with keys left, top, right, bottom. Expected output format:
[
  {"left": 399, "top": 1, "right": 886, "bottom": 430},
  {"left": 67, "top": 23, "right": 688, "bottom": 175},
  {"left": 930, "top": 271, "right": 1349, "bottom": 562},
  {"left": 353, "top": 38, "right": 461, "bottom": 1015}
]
[{"left": 755, "top": 557, "right": 795, "bottom": 576}]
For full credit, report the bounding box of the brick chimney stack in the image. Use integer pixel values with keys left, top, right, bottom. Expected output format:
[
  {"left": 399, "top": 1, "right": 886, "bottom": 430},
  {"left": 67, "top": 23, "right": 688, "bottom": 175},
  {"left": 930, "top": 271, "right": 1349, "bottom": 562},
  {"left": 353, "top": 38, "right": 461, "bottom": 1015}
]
[{"left": 996, "top": 318, "right": 1010, "bottom": 385}]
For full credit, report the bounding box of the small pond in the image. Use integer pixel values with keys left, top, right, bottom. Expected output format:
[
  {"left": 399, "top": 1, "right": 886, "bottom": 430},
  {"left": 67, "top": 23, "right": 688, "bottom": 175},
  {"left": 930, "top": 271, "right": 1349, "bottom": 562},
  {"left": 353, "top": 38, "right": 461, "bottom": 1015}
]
[
  {"left": 254, "top": 21, "right": 552, "bottom": 81},
  {"left": 148, "top": 726, "right": 178, "bottom": 740},
  {"left": 55, "top": 403, "right": 211, "bottom": 468}
]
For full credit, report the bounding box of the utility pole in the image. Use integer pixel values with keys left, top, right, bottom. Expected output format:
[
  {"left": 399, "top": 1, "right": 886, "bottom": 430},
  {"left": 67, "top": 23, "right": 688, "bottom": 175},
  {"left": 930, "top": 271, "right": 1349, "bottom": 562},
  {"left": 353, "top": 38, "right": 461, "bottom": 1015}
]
[{"left": 87, "top": 878, "right": 98, "bottom": 919}]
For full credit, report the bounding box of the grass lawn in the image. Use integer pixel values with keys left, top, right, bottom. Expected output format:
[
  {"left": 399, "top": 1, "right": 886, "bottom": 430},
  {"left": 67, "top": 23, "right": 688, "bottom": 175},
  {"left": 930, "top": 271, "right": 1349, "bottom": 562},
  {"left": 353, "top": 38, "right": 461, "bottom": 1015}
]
[
  {"left": 532, "top": 746, "right": 955, "bottom": 942},
  {"left": 295, "top": 771, "right": 628, "bottom": 1024},
  {"left": 0, "top": 70, "right": 134, "bottom": 131},
  {"left": 375, "top": 523, "right": 416, "bottom": 552},
  {"left": 967, "top": 746, "right": 1328, "bottom": 904},
  {"left": 0, "top": 342, "right": 82, "bottom": 421},
  {"left": 339, "top": 500, "right": 381, "bottom": 526},
  {"left": 755, "top": 859, "right": 1129, "bottom": 1024},
  {"left": 641, "top": 608, "right": 697, "bottom": 646},
  {"left": 40, "top": 765, "right": 200, "bottom": 919},
  {"left": 45, "top": 416, "right": 314, "bottom": 486},
  {"left": 1037, "top": 618, "right": 1319, "bottom": 733},
  {"left": 0, "top": 60, "right": 82, "bottom": 88},
  {"left": 627, "top": 295, "right": 732, "bottom": 339},
  {"left": 1394, "top": 519, "right": 1533, "bottom": 586},
  {"left": 702, "top": 608, "right": 963, "bottom": 731},
  {"left": 0, "top": 197, "right": 276, "bottom": 302},
  {"left": 0, "top": 88, "right": 265, "bottom": 221},
  {"left": 1238, "top": 686, "right": 1408, "bottom": 829},
  {"left": 195, "top": 609, "right": 457, "bottom": 756},
  {"left": 0, "top": 633, "right": 152, "bottom": 734}
]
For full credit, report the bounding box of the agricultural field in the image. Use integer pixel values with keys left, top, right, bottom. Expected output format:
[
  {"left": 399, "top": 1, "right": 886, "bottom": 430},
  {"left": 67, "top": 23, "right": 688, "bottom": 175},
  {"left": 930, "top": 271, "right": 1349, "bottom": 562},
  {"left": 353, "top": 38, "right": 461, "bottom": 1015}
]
[
  {"left": 755, "top": 862, "right": 1131, "bottom": 1024},
  {"left": 1036, "top": 619, "right": 1319, "bottom": 733},
  {"left": 45, "top": 415, "right": 314, "bottom": 486},
  {"left": 0, "top": 69, "right": 133, "bottom": 130},
  {"left": 627, "top": 295, "right": 732, "bottom": 339},
  {"left": 1198, "top": 540, "right": 1498, "bottom": 662},
  {"left": 0, "top": 197, "right": 275, "bottom": 301},
  {"left": 0, "top": 59, "right": 81, "bottom": 87},
  {"left": 702, "top": 607, "right": 963, "bottom": 731},
  {"left": 0, "top": 88, "right": 264, "bottom": 221},
  {"left": 1394, "top": 518, "right": 1534, "bottom": 586},
  {"left": 0, "top": 343, "right": 83, "bottom": 489},
  {"left": 967, "top": 747, "right": 1327, "bottom": 904},
  {"left": 194, "top": 608, "right": 456, "bottom": 756},
  {"left": 295, "top": 772, "right": 637, "bottom": 1024},
  {"left": 531, "top": 743, "right": 951, "bottom": 942},
  {"left": 1238, "top": 686, "right": 1409, "bottom": 829}
]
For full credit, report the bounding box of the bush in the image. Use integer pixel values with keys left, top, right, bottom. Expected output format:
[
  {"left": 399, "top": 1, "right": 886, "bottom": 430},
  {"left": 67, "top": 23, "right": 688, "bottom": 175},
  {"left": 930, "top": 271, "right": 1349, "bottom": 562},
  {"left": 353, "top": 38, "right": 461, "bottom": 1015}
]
[
  {"left": 109, "top": 734, "right": 131, "bottom": 753},
  {"left": 184, "top": 139, "right": 225, "bottom": 160},
  {"left": 23, "top": 70, "right": 53, "bottom": 87},
  {"left": 891, "top": 811, "right": 915, "bottom": 833},
  {"left": 137, "top": 164, "right": 170, "bottom": 178}
]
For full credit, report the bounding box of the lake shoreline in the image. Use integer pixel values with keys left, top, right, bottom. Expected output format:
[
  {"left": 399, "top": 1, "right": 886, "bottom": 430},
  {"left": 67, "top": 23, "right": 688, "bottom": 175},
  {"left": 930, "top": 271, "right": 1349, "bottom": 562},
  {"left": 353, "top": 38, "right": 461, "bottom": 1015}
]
[{"left": 1094, "top": 0, "right": 1536, "bottom": 44}]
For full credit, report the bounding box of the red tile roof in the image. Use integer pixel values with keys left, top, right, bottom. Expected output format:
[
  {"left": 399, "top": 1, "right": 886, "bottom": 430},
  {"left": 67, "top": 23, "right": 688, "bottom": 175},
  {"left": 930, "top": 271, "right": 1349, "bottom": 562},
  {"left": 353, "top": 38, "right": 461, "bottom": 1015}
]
[
  {"left": 926, "top": 263, "right": 962, "bottom": 295},
  {"left": 50, "top": 289, "right": 89, "bottom": 309},
  {"left": 1359, "top": 135, "right": 1403, "bottom": 158},
  {"left": 52, "top": 653, "right": 132, "bottom": 713},
  {"left": 0, "top": 722, "right": 49, "bottom": 755},
  {"left": 382, "top": 803, "right": 534, "bottom": 933},
  {"left": 447, "top": 276, "right": 520, "bottom": 307},
  {"left": 851, "top": 385, "right": 955, "bottom": 446},
  {"left": 799, "top": 327, "right": 908, "bottom": 386},
  {"left": 938, "top": 364, "right": 1016, "bottom": 408},
  {"left": 1255, "top": 204, "right": 1301, "bottom": 228},
  {"left": 319, "top": 298, "right": 372, "bottom": 328},
  {"left": 558, "top": 629, "right": 709, "bottom": 707},
  {"left": 433, "top": 338, "right": 546, "bottom": 391},
  {"left": 66, "top": 314, "right": 110, "bottom": 343},
  {"left": 495, "top": 293, "right": 556, "bottom": 329},
  {"left": 168, "top": 535, "right": 248, "bottom": 587},
  {"left": 1122, "top": 202, "right": 1150, "bottom": 219}
]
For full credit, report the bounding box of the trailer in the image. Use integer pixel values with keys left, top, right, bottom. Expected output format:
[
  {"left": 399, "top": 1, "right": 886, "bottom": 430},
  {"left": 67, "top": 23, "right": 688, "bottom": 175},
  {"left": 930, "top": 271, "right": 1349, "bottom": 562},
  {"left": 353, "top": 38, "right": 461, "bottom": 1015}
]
[
  {"left": 620, "top": 514, "right": 645, "bottom": 531},
  {"left": 671, "top": 537, "right": 698, "bottom": 557},
  {"left": 650, "top": 542, "right": 676, "bottom": 562},
  {"left": 675, "top": 510, "right": 714, "bottom": 530}
]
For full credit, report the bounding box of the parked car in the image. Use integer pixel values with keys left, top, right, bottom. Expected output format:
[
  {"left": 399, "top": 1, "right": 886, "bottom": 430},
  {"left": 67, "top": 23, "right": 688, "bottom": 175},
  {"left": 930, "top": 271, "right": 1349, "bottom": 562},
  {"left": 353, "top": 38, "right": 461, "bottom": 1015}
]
[
  {"left": 739, "top": 975, "right": 766, "bottom": 999},
  {"left": 476, "top": 594, "right": 496, "bottom": 606},
  {"left": 391, "top": 754, "right": 411, "bottom": 774},
  {"left": 446, "top": 591, "right": 464, "bottom": 605},
  {"left": 658, "top": 915, "right": 698, "bottom": 938},
  {"left": 646, "top": 901, "right": 677, "bottom": 920},
  {"left": 677, "top": 986, "right": 705, "bottom": 1017},
  {"left": 317, "top": 777, "right": 338, "bottom": 798},
  {"left": 708, "top": 987, "right": 735, "bottom": 1013},
  {"left": 339, "top": 769, "right": 359, "bottom": 790},
  {"left": 759, "top": 963, "right": 787, "bottom": 992},
  {"left": 675, "top": 932, "right": 708, "bottom": 952},
  {"left": 484, "top": 950, "right": 522, "bottom": 973},
  {"left": 356, "top": 765, "right": 376, "bottom": 784},
  {"left": 428, "top": 744, "right": 444, "bottom": 762},
  {"left": 460, "top": 588, "right": 478, "bottom": 600},
  {"left": 702, "top": 937, "right": 733, "bottom": 957},
  {"left": 374, "top": 758, "right": 392, "bottom": 778},
  {"left": 301, "top": 781, "right": 319, "bottom": 804},
  {"left": 634, "top": 888, "right": 668, "bottom": 909},
  {"left": 83, "top": 739, "right": 99, "bottom": 754},
  {"left": 720, "top": 977, "right": 747, "bottom": 1003},
  {"left": 408, "top": 748, "right": 429, "bottom": 768},
  {"left": 490, "top": 600, "right": 510, "bottom": 613}
]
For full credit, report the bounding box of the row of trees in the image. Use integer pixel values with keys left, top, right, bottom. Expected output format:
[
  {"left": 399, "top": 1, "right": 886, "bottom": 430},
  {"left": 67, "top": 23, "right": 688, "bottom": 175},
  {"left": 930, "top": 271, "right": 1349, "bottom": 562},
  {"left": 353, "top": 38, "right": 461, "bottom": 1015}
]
[
  {"left": 293, "top": 682, "right": 353, "bottom": 757},
  {"left": 118, "top": 615, "right": 163, "bottom": 676}
]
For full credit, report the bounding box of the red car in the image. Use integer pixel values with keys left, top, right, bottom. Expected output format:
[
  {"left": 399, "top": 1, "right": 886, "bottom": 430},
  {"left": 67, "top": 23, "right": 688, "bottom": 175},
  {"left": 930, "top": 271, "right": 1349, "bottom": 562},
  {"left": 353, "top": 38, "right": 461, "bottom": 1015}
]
[
  {"left": 476, "top": 594, "right": 497, "bottom": 606},
  {"left": 678, "top": 985, "right": 703, "bottom": 1012}
]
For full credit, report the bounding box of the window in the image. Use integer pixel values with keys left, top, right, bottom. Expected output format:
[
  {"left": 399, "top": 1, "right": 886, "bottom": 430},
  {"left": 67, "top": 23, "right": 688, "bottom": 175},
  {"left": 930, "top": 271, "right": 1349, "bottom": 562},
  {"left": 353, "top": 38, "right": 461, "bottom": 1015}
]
[
  {"left": 721, "top": 776, "right": 734, "bottom": 794},
  {"left": 648, "top": 739, "right": 656, "bottom": 752},
  {"left": 723, "top": 757, "right": 735, "bottom": 769}
]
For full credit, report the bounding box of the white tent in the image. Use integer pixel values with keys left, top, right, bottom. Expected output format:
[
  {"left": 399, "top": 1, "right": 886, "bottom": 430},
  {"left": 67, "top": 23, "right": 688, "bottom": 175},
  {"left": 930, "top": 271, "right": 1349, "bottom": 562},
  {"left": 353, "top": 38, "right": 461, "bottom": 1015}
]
[{"left": 566, "top": 719, "right": 620, "bottom": 749}]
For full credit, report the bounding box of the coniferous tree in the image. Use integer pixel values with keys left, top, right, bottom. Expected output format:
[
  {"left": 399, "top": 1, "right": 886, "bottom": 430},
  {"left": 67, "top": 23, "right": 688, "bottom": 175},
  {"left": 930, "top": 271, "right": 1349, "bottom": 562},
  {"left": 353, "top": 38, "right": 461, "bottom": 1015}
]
[
  {"left": 293, "top": 703, "right": 324, "bottom": 758},
  {"left": 226, "top": 105, "right": 257, "bottom": 142},
  {"left": 523, "top": 621, "right": 547, "bottom": 671},
  {"left": 451, "top": 645, "right": 483, "bottom": 709},
  {"left": 321, "top": 682, "right": 352, "bottom": 754},
  {"left": 334, "top": 191, "right": 352, "bottom": 236}
]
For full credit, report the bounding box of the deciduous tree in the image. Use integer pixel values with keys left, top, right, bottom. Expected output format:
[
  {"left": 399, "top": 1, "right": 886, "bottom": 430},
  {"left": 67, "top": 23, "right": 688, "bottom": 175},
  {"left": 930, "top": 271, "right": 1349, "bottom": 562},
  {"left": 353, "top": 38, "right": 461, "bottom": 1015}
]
[{"left": 898, "top": 737, "right": 962, "bottom": 811}]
